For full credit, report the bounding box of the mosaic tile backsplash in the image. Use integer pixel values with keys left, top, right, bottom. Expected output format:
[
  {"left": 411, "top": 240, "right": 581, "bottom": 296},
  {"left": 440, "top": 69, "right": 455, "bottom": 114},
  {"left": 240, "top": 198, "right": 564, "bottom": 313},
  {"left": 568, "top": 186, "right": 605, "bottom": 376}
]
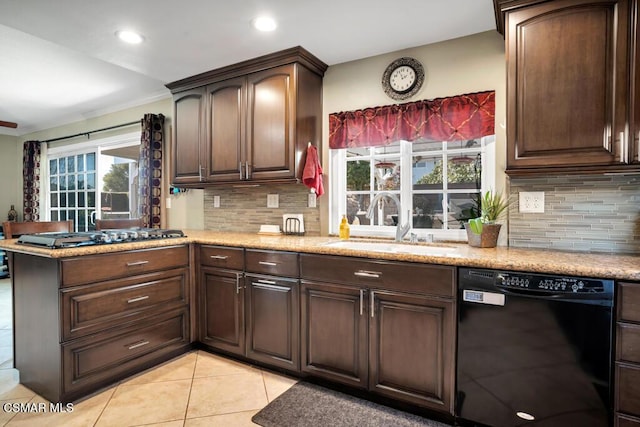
[
  {"left": 203, "top": 184, "right": 321, "bottom": 235},
  {"left": 508, "top": 174, "right": 640, "bottom": 254}
]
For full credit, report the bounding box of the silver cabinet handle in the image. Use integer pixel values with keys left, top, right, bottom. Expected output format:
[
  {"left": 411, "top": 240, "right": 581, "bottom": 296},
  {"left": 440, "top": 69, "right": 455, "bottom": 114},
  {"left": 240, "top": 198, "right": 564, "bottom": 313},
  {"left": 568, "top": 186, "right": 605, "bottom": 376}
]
[
  {"left": 210, "top": 255, "right": 229, "bottom": 260},
  {"left": 258, "top": 261, "right": 277, "bottom": 266},
  {"left": 253, "top": 282, "right": 290, "bottom": 292},
  {"left": 127, "top": 295, "right": 150, "bottom": 304},
  {"left": 354, "top": 270, "right": 381, "bottom": 278},
  {"left": 245, "top": 161, "right": 250, "bottom": 180},
  {"left": 239, "top": 162, "right": 243, "bottom": 180},
  {"left": 256, "top": 278, "right": 277, "bottom": 285},
  {"left": 360, "top": 289, "right": 364, "bottom": 316},
  {"left": 199, "top": 165, "right": 205, "bottom": 181},
  {"left": 619, "top": 132, "right": 627, "bottom": 163},
  {"left": 370, "top": 290, "right": 375, "bottom": 318},
  {"left": 127, "top": 340, "right": 150, "bottom": 350},
  {"left": 235, "top": 272, "right": 244, "bottom": 294},
  {"left": 126, "top": 261, "right": 149, "bottom": 267}
]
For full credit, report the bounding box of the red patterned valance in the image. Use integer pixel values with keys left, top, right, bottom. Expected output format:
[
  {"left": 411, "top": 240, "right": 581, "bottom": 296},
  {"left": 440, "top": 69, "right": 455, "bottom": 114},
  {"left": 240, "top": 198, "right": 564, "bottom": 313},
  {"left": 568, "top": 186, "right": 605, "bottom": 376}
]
[{"left": 328, "top": 90, "right": 495, "bottom": 149}]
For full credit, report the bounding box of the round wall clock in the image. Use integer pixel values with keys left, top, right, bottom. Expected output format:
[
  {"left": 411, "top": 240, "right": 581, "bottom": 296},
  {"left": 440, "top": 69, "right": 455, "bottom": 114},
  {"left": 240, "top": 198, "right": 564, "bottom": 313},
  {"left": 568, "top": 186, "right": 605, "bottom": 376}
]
[{"left": 382, "top": 57, "right": 425, "bottom": 101}]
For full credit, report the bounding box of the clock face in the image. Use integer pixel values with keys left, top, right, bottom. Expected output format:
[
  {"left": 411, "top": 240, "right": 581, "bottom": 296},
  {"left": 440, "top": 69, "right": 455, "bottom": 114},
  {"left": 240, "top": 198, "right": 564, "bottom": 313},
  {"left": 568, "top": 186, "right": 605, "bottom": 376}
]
[
  {"left": 390, "top": 66, "right": 416, "bottom": 92},
  {"left": 382, "top": 57, "right": 425, "bottom": 101}
]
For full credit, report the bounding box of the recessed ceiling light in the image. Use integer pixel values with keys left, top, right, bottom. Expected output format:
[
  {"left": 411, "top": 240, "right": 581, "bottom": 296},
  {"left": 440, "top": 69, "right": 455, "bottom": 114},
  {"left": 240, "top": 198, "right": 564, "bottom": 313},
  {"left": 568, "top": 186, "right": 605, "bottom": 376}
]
[
  {"left": 115, "top": 30, "right": 145, "bottom": 44},
  {"left": 252, "top": 16, "right": 277, "bottom": 32}
]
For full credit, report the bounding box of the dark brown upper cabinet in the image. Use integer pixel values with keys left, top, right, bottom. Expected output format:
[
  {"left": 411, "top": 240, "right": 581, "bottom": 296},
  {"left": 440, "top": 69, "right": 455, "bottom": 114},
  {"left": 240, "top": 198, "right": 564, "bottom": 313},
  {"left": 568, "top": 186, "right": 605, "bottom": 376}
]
[
  {"left": 495, "top": 0, "right": 640, "bottom": 175},
  {"left": 166, "top": 47, "right": 327, "bottom": 186}
]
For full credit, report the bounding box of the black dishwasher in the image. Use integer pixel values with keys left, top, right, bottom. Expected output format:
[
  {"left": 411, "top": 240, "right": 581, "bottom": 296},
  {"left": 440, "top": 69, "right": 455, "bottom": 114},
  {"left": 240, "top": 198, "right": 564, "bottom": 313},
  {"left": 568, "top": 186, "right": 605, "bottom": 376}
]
[{"left": 456, "top": 268, "right": 614, "bottom": 427}]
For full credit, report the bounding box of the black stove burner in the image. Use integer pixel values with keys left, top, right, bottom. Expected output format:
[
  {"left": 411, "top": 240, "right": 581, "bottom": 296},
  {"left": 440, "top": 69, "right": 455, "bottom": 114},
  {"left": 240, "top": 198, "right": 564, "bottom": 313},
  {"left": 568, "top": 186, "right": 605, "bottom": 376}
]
[{"left": 17, "top": 229, "right": 185, "bottom": 248}]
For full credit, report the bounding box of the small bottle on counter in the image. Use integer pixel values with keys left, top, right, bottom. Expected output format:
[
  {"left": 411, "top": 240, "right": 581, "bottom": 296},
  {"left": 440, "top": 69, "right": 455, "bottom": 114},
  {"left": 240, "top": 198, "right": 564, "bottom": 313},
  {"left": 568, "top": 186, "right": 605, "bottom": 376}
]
[{"left": 339, "top": 215, "right": 350, "bottom": 240}]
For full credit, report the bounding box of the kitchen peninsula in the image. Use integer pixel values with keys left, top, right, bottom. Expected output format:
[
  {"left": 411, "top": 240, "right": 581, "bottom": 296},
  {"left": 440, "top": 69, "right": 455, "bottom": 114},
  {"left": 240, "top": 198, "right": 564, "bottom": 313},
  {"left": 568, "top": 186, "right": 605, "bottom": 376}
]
[{"left": 1, "top": 231, "right": 639, "bottom": 420}]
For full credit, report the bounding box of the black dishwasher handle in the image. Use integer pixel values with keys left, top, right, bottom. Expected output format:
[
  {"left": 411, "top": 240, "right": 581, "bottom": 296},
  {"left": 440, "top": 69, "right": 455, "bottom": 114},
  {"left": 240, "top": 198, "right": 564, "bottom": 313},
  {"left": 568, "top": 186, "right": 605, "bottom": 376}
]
[{"left": 493, "top": 285, "right": 613, "bottom": 305}]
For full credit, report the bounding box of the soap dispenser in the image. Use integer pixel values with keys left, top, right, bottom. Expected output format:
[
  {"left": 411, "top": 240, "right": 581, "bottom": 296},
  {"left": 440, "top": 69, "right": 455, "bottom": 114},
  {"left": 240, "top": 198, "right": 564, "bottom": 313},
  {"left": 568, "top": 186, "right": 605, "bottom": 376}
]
[{"left": 339, "top": 215, "right": 350, "bottom": 240}]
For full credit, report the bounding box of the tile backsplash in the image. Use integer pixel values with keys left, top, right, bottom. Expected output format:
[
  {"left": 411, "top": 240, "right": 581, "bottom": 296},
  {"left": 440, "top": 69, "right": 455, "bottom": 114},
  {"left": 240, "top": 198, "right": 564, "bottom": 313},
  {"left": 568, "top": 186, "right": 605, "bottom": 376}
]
[
  {"left": 203, "top": 184, "right": 320, "bottom": 235},
  {"left": 508, "top": 174, "right": 640, "bottom": 254}
]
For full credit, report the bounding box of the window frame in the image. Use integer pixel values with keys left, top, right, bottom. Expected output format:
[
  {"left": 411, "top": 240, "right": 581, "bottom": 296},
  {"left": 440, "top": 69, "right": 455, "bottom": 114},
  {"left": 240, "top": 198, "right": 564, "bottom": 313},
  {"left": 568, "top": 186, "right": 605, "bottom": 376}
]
[{"left": 329, "top": 136, "right": 496, "bottom": 240}]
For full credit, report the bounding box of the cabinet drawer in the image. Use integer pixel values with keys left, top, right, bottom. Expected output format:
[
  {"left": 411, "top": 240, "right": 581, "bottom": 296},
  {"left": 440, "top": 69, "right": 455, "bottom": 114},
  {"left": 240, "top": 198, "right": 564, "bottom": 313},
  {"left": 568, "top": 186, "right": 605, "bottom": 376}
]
[
  {"left": 619, "top": 282, "right": 640, "bottom": 323},
  {"left": 300, "top": 254, "right": 455, "bottom": 298},
  {"left": 61, "top": 268, "right": 189, "bottom": 341},
  {"left": 63, "top": 308, "right": 188, "bottom": 395},
  {"left": 200, "top": 245, "right": 244, "bottom": 270},
  {"left": 618, "top": 323, "right": 640, "bottom": 364},
  {"left": 617, "top": 363, "right": 640, "bottom": 415},
  {"left": 246, "top": 249, "right": 299, "bottom": 277},
  {"left": 617, "top": 413, "right": 640, "bottom": 427},
  {"left": 61, "top": 246, "right": 189, "bottom": 287}
]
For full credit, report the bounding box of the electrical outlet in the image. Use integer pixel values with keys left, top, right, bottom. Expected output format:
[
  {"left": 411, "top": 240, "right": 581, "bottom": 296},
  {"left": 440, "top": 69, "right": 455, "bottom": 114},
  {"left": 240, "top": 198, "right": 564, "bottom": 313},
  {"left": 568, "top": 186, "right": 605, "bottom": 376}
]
[
  {"left": 267, "top": 194, "right": 279, "bottom": 208},
  {"left": 308, "top": 192, "right": 317, "bottom": 208},
  {"left": 165, "top": 197, "right": 172, "bottom": 209},
  {"left": 213, "top": 195, "right": 220, "bottom": 208},
  {"left": 519, "top": 191, "right": 544, "bottom": 213}
]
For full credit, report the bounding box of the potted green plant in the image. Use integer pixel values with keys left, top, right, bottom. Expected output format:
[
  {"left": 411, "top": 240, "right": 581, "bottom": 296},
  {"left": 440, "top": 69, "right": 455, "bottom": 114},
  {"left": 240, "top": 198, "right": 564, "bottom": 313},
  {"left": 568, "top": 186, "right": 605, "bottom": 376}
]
[{"left": 465, "top": 190, "right": 511, "bottom": 248}]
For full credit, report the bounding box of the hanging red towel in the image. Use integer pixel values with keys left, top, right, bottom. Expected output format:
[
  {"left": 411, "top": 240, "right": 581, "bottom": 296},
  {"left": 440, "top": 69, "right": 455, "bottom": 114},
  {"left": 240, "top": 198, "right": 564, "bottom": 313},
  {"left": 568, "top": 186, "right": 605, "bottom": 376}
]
[{"left": 302, "top": 144, "right": 324, "bottom": 197}]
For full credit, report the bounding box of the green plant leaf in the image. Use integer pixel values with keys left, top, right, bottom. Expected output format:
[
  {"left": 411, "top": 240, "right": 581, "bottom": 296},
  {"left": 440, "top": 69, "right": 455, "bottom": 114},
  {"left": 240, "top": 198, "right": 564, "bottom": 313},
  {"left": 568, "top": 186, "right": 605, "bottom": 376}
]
[{"left": 468, "top": 218, "right": 483, "bottom": 234}]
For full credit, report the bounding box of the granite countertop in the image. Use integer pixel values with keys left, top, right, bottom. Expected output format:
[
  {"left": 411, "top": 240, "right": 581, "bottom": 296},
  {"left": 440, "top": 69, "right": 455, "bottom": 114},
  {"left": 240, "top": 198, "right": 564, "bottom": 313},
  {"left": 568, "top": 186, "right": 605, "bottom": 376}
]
[{"left": 1, "top": 229, "right": 638, "bottom": 281}]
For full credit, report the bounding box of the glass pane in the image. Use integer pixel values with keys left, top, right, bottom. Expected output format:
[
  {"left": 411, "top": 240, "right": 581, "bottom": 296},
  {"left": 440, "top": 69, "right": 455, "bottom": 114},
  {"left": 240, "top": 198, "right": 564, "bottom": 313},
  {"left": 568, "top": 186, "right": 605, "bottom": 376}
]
[
  {"left": 78, "top": 192, "right": 85, "bottom": 207},
  {"left": 346, "top": 160, "right": 370, "bottom": 191},
  {"left": 413, "top": 156, "right": 443, "bottom": 190},
  {"left": 87, "top": 191, "right": 95, "bottom": 208},
  {"left": 86, "top": 153, "right": 95, "bottom": 171},
  {"left": 58, "top": 176, "right": 66, "bottom": 191},
  {"left": 78, "top": 174, "right": 85, "bottom": 190},
  {"left": 60, "top": 210, "right": 67, "bottom": 221},
  {"left": 363, "top": 193, "right": 401, "bottom": 226},
  {"left": 68, "top": 192, "right": 76, "bottom": 207},
  {"left": 49, "top": 159, "right": 57, "bottom": 175},
  {"left": 51, "top": 211, "right": 58, "bottom": 221},
  {"left": 412, "top": 140, "right": 443, "bottom": 152},
  {"left": 413, "top": 194, "right": 444, "bottom": 229},
  {"left": 447, "top": 153, "right": 481, "bottom": 189},
  {"left": 346, "top": 194, "right": 370, "bottom": 225},
  {"left": 346, "top": 147, "right": 370, "bottom": 158},
  {"left": 373, "top": 158, "right": 399, "bottom": 191},
  {"left": 60, "top": 193, "right": 67, "bottom": 208},
  {"left": 67, "top": 175, "right": 76, "bottom": 191},
  {"left": 59, "top": 158, "right": 66, "bottom": 174},
  {"left": 67, "top": 157, "right": 75, "bottom": 173},
  {"left": 449, "top": 192, "right": 481, "bottom": 228},
  {"left": 50, "top": 176, "right": 58, "bottom": 191},
  {"left": 372, "top": 144, "right": 400, "bottom": 155},
  {"left": 77, "top": 155, "right": 85, "bottom": 172},
  {"left": 87, "top": 173, "right": 96, "bottom": 190},
  {"left": 50, "top": 193, "right": 58, "bottom": 208},
  {"left": 448, "top": 139, "right": 480, "bottom": 151},
  {"left": 67, "top": 210, "right": 76, "bottom": 224},
  {"left": 78, "top": 209, "right": 86, "bottom": 231}
]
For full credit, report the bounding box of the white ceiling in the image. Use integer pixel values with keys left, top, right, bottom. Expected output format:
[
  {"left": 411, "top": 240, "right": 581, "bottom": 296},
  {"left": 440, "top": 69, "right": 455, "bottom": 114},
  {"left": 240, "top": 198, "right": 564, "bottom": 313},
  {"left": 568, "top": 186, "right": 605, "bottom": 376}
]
[{"left": 0, "top": 0, "right": 497, "bottom": 137}]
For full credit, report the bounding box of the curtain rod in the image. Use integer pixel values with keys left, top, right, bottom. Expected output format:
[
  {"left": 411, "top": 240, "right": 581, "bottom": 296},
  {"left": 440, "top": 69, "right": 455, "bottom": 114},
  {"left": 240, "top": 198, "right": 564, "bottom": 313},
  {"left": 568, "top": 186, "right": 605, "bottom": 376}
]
[{"left": 43, "top": 120, "right": 141, "bottom": 143}]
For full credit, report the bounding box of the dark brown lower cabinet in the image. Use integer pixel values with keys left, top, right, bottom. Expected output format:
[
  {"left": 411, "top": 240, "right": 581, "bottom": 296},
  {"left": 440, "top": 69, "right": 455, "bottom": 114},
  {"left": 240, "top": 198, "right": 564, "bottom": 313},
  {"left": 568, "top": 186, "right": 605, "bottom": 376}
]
[
  {"left": 369, "top": 290, "right": 455, "bottom": 413},
  {"left": 245, "top": 274, "right": 299, "bottom": 371},
  {"left": 300, "top": 281, "right": 368, "bottom": 388},
  {"left": 199, "top": 266, "right": 245, "bottom": 356}
]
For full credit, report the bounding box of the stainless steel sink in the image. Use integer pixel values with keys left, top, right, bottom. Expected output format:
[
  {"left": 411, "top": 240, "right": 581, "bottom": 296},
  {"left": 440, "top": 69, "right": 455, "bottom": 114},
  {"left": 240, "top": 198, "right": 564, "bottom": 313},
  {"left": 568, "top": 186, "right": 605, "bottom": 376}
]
[{"left": 321, "top": 240, "right": 459, "bottom": 256}]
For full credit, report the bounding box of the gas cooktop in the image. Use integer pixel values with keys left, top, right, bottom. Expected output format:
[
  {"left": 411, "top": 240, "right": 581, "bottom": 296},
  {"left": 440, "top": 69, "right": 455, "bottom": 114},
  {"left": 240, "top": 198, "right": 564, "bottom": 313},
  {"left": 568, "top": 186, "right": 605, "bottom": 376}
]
[{"left": 17, "top": 229, "right": 185, "bottom": 248}]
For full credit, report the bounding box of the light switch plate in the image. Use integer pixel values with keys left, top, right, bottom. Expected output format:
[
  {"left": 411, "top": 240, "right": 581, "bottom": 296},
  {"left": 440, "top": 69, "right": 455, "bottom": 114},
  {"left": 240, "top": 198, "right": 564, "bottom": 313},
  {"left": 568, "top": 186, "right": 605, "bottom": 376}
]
[
  {"left": 165, "top": 197, "right": 171, "bottom": 209},
  {"left": 267, "top": 194, "right": 279, "bottom": 208},
  {"left": 213, "top": 195, "right": 220, "bottom": 208},
  {"left": 519, "top": 191, "right": 544, "bottom": 213}
]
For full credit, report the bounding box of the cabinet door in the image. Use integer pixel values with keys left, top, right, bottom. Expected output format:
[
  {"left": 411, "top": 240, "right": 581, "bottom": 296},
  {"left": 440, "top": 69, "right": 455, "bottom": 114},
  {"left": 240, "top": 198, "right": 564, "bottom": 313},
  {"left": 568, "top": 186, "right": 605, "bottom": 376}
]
[
  {"left": 300, "top": 281, "right": 368, "bottom": 389},
  {"left": 206, "top": 77, "right": 246, "bottom": 182},
  {"left": 245, "top": 274, "right": 299, "bottom": 372},
  {"left": 631, "top": 4, "right": 640, "bottom": 165},
  {"left": 172, "top": 88, "right": 205, "bottom": 184},
  {"left": 246, "top": 64, "right": 296, "bottom": 181},
  {"left": 199, "top": 266, "right": 245, "bottom": 356},
  {"left": 506, "top": 0, "right": 630, "bottom": 172},
  {"left": 369, "top": 290, "right": 455, "bottom": 413}
]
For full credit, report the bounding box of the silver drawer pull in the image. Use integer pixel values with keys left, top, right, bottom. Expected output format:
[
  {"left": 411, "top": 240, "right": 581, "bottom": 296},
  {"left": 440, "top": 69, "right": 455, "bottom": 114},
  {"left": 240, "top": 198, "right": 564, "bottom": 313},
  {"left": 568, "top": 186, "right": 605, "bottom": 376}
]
[
  {"left": 210, "top": 255, "right": 229, "bottom": 260},
  {"left": 127, "top": 340, "right": 150, "bottom": 350},
  {"left": 354, "top": 270, "right": 382, "bottom": 278},
  {"left": 126, "top": 261, "right": 149, "bottom": 267},
  {"left": 127, "top": 295, "right": 150, "bottom": 304},
  {"left": 256, "top": 279, "right": 277, "bottom": 285},
  {"left": 258, "top": 261, "right": 277, "bottom": 266}
]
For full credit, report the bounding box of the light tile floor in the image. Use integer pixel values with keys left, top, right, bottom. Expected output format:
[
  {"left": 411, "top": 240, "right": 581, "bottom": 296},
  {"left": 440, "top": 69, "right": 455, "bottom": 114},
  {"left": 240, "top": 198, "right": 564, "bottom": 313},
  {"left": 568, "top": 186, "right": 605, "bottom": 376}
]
[{"left": 0, "top": 278, "right": 298, "bottom": 427}]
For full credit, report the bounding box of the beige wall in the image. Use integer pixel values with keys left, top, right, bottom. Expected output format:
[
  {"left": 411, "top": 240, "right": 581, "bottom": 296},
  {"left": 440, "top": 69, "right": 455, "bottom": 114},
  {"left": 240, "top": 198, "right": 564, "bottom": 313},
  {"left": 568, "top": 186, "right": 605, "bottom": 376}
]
[
  {"left": 321, "top": 30, "right": 506, "bottom": 234},
  {"left": 0, "top": 134, "right": 20, "bottom": 224},
  {"left": 9, "top": 30, "right": 504, "bottom": 233}
]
